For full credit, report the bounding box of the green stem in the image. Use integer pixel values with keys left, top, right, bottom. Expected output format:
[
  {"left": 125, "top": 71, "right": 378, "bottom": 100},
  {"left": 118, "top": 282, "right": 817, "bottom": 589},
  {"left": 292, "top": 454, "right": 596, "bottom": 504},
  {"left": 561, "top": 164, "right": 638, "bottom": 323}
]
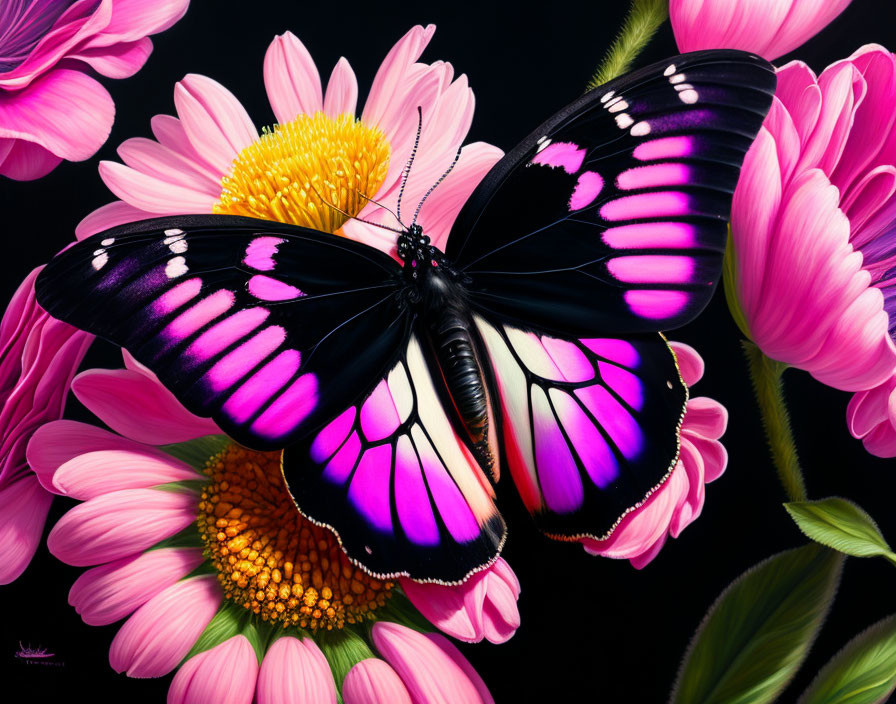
[
  {"left": 743, "top": 340, "right": 807, "bottom": 502},
  {"left": 587, "top": 0, "right": 669, "bottom": 89}
]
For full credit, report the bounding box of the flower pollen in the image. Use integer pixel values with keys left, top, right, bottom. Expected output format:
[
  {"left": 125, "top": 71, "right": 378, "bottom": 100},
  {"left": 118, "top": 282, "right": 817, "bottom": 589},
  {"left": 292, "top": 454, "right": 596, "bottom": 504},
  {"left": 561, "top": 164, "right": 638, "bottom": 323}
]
[
  {"left": 197, "top": 443, "right": 392, "bottom": 631},
  {"left": 214, "top": 112, "right": 391, "bottom": 233}
]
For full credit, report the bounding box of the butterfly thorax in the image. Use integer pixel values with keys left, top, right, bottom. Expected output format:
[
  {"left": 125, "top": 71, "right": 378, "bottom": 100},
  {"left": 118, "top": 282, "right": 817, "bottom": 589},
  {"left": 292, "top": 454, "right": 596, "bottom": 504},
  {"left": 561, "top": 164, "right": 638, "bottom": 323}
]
[{"left": 397, "top": 226, "right": 496, "bottom": 474}]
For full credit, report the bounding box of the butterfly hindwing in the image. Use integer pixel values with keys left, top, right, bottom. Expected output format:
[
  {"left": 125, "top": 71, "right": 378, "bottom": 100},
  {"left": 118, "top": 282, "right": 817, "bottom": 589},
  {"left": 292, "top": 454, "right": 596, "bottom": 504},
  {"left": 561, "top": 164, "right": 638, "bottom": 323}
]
[
  {"left": 35, "top": 215, "right": 408, "bottom": 451},
  {"left": 447, "top": 50, "right": 775, "bottom": 336},
  {"left": 283, "top": 333, "right": 506, "bottom": 582},
  {"left": 475, "top": 316, "right": 687, "bottom": 540}
]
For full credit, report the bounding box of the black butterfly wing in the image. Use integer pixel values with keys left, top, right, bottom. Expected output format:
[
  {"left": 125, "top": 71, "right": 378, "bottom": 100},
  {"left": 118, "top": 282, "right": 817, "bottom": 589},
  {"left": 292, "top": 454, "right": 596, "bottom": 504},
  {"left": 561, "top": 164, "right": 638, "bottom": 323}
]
[
  {"left": 36, "top": 215, "right": 409, "bottom": 452},
  {"left": 447, "top": 50, "right": 775, "bottom": 336}
]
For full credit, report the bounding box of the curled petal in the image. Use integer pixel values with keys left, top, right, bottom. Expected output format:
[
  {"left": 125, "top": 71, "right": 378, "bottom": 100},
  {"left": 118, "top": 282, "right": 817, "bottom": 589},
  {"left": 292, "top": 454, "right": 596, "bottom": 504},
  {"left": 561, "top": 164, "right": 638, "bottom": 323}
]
[{"left": 0, "top": 475, "right": 53, "bottom": 584}]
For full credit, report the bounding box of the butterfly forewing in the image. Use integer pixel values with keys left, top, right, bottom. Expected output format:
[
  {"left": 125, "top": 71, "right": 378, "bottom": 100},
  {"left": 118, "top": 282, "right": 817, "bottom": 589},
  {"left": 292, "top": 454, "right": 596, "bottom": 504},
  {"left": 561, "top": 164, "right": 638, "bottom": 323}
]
[
  {"left": 36, "top": 215, "right": 408, "bottom": 451},
  {"left": 447, "top": 50, "right": 776, "bottom": 336}
]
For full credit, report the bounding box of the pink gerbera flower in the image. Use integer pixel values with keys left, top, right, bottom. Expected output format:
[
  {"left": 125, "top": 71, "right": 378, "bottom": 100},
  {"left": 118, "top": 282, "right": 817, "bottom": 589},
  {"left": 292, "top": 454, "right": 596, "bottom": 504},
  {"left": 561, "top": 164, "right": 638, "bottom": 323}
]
[
  {"left": 728, "top": 45, "right": 896, "bottom": 455},
  {"left": 0, "top": 0, "right": 189, "bottom": 180},
  {"left": 31, "top": 350, "right": 513, "bottom": 701},
  {"left": 580, "top": 342, "right": 728, "bottom": 568},
  {"left": 76, "top": 24, "right": 503, "bottom": 262}
]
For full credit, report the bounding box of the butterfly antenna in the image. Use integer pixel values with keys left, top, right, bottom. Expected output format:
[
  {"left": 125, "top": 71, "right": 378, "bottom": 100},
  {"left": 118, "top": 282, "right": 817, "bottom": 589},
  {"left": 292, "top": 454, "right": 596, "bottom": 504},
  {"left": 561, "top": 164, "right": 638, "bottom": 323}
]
[
  {"left": 412, "top": 145, "right": 462, "bottom": 225},
  {"left": 356, "top": 190, "right": 406, "bottom": 229},
  {"left": 309, "top": 183, "right": 405, "bottom": 235},
  {"left": 396, "top": 106, "right": 423, "bottom": 224}
]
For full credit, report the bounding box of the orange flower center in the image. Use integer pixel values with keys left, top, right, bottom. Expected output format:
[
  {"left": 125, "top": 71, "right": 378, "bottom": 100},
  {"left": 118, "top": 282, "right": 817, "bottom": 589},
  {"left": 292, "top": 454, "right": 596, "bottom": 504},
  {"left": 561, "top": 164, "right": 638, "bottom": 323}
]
[{"left": 197, "top": 443, "right": 393, "bottom": 631}]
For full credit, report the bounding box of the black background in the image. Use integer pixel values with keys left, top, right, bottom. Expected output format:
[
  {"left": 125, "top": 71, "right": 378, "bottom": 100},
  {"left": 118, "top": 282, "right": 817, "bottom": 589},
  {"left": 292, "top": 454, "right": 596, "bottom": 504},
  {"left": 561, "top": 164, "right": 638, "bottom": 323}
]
[{"left": 3, "top": 1, "right": 896, "bottom": 702}]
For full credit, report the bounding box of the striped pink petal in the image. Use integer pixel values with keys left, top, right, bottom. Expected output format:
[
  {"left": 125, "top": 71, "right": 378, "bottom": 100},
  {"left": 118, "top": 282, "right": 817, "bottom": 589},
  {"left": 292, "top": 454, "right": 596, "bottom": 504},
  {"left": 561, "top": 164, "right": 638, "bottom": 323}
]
[
  {"left": 48, "top": 487, "right": 197, "bottom": 566},
  {"left": 69, "top": 547, "right": 204, "bottom": 625},
  {"left": 343, "top": 659, "right": 413, "bottom": 704},
  {"left": 257, "top": 636, "right": 337, "bottom": 704},
  {"left": 110, "top": 575, "right": 221, "bottom": 678},
  {"left": 168, "top": 635, "right": 258, "bottom": 704},
  {"left": 0, "top": 475, "right": 53, "bottom": 584},
  {"left": 264, "top": 31, "right": 323, "bottom": 124},
  {"left": 323, "top": 57, "right": 359, "bottom": 118}
]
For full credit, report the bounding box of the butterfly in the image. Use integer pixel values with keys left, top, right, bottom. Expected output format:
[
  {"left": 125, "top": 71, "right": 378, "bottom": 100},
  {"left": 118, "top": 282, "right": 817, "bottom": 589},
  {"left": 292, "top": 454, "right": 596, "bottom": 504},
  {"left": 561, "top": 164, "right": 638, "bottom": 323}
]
[{"left": 36, "top": 50, "right": 775, "bottom": 583}]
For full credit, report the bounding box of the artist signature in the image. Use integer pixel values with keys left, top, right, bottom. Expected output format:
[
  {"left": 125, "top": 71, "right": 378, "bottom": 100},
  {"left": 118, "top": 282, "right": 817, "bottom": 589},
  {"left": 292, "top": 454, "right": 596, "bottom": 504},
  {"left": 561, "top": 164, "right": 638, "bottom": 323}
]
[{"left": 14, "top": 642, "right": 63, "bottom": 666}]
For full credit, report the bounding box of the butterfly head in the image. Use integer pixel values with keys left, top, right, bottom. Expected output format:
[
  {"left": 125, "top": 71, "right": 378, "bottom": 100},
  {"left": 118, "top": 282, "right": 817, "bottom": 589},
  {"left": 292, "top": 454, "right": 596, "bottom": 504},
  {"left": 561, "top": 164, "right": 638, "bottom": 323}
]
[{"left": 397, "top": 224, "right": 431, "bottom": 267}]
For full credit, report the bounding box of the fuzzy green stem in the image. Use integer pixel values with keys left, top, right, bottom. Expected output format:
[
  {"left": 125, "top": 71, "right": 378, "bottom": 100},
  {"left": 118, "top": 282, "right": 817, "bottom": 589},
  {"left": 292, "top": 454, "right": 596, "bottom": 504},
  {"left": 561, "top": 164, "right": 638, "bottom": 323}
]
[
  {"left": 587, "top": 0, "right": 669, "bottom": 89},
  {"left": 743, "top": 340, "right": 807, "bottom": 502}
]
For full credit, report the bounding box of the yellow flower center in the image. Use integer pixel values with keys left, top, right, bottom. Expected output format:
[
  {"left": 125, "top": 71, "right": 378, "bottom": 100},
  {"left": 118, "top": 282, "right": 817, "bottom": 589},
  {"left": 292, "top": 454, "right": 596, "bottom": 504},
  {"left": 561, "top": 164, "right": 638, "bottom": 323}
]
[
  {"left": 197, "top": 444, "right": 393, "bottom": 631},
  {"left": 214, "top": 112, "right": 391, "bottom": 233}
]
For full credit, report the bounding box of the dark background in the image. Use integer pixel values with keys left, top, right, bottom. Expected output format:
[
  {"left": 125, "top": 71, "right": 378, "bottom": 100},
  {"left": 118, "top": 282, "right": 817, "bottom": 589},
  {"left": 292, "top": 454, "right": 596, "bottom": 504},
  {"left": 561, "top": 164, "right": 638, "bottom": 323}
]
[{"left": 3, "top": 1, "right": 896, "bottom": 701}]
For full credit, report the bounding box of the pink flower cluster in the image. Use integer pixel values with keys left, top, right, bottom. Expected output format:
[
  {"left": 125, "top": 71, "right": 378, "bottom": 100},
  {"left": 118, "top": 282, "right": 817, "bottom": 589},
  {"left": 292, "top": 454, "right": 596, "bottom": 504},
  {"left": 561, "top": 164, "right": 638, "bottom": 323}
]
[{"left": 0, "top": 0, "right": 188, "bottom": 180}]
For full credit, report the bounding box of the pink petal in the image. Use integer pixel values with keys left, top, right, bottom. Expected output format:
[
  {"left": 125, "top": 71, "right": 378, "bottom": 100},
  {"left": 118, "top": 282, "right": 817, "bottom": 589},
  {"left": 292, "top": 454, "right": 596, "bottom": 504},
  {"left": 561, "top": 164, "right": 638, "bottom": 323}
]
[
  {"left": 52, "top": 446, "right": 201, "bottom": 500},
  {"left": 72, "top": 368, "right": 219, "bottom": 444},
  {"left": 424, "top": 634, "right": 495, "bottom": 704},
  {"left": 0, "top": 69, "right": 114, "bottom": 161},
  {"left": 48, "top": 487, "right": 197, "bottom": 566},
  {"left": 116, "top": 136, "right": 221, "bottom": 195},
  {"left": 168, "top": 635, "right": 258, "bottom": 704},
  {"left": 69, "top": 547, "right": 204, "bottom": 625},
  {"left": 263, "top": 32, "right": 323, "bottom": 124},
  {"left": 343, "top": 659, "right": 413, "bottom": 704},
  {"left": 75, "top": 200, "right": 151, "bottom": 239},
  {"left": 323, "top": 57, "right": 358, "bottom": 118},
  {"left": 668, "top": 341, "right": 705, "bottom": 388},
  {"left": 110, "top": 575, "right": 221, "bottom": 678},
  {"left": 362, "top": 25, "right": 436, "bottom": 128},
  {"left": 150, "top": 114, "right": 222, "bottom": 181},
  {"left": 257, "top": 637, "right": 337, "bottom": 704},
  {"left": 0, "top": 138, "right": 62, "bottom": 180},
  {"left": 68, "top": 37, "right": 154, "bottom": 79},
  {"left": 174, "top": 74, "right": 257, "bottom": 175},
  {"left": 372, "top": 622, "right": 488, "bottom": 704},
  {"left": 27, "top": 420, "right": 175, "bottom": 494},
  {"left": 670, "top": 0, "right": 851, "bottom": 61},
  {"left": 98, "top": 159, "right": 217, "bottom": 213},
  {"left": 680, "top": 397, "right": 729, "bottom": 440},
  {"left": 84, "top": 0, "right": 190, "bottom": 46},
  {"left": 0, "top": 475, "right": 53, "bottom": 584},
  {"left": 400, "top": 578, "right": 480, "bottom": 642}
]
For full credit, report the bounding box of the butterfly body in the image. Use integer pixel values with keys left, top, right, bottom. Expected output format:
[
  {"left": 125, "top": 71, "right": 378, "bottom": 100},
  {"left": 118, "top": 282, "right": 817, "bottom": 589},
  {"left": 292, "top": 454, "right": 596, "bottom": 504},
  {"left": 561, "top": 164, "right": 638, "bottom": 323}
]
[{"left": 36, "top": 50, "right": 776, "bottom": 583}]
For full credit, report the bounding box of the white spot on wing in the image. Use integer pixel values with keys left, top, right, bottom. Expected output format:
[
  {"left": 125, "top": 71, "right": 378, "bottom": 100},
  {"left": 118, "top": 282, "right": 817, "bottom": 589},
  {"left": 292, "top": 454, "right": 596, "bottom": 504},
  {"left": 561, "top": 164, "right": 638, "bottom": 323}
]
[
  {"left": 100, "top": 238, "right": 115, "bottom": 246},
  {"left": 608, "top": 99, "right": 629, "bottom": 113},
  {"left": 169, "top": 239, "right": 188, "bottom": 254},
  {"left": 166, "top": 256, "right": 188, "bottom": 278},
  {"left": 164, "top": 228, "right": 184, "bottom": 237},
  {"left": 631, "top": 121, "right": 651, "bottom": 136},
  {"left": 670, "top": 73, "right": 686, "bottom": 84},
  {"left": 615, "top": 113, "right": 634, "bottom": 129},
  {"left": 664, "top": 64, "right": 676, "bottom": 76},
  {"left": 678, "top": 89, "right": 699, "bottom": 104},
  {"left": 601, "top": 90, "right": 615, "bottom": 103},
  {"left": 93, "top": 249, "right": 105, "bottom": 256},
  {"left": 536, "top": 138, "right": 552, "bottom": 153},
  {"left": 91, "top": 253, "right": 108, "bottom": 270}
]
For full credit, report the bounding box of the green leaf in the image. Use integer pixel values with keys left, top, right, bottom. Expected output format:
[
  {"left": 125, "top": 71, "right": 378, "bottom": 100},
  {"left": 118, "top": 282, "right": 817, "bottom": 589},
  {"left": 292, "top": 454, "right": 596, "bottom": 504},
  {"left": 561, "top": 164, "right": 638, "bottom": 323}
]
[
  {"left": 799, "top": 614, "right": 896, "bottom": 704},
  {"left": 671, "top": 544, "right": 844, "bottom": 704},
  {"left": 587, "top": 0, "right": 668, "bottom": 88},
  {"left": 317, "top": 628, "right": 375, "bottom": 693},
  {"left": 146, "top": 524, "right": 203, "bottom": 551},
  {"left": 160, "top": 435, "right": 230, "bottom": 471},
  {"left": 784, "top": 498, "right": 896, "bottom": 565},
  {"left": 183, "top": 602, "right": 244, "bottom": 661}
]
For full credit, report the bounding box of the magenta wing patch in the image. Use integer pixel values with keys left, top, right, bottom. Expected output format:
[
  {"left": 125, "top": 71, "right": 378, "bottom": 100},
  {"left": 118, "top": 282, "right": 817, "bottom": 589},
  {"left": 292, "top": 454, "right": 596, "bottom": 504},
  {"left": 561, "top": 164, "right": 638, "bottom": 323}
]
[
  {"left": 449, "top": 50, "right": 775, "bottom": 334},
  {"left": 283, "top": 335, "right": 506, "bottom": 583},
  {"left": 36, "top": 215, "right": 408, "bottom": 452},
  {"left": 475, "top": 317, "right": 688, "bottom": 541}
]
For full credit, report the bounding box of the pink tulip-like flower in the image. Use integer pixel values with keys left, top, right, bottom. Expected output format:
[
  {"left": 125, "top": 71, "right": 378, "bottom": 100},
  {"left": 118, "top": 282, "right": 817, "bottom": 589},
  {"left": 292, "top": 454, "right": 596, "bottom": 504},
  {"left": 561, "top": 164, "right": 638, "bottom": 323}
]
[
  {"left": 0, "top": 266, "right": 92, "bottom": 583},
  {"left": 670, "top": 0, "right": 851, "bottom": 61},
  {"left": 728, "top": 45, "right": 896, "bottom": 454},
  {"left": 36, "top": 350, "right": 500, "bottom": 699},
  {"left": 371, "top": 623, "right": 494, "bottom": 704},
  {"left": 400, "top": 558, "right": 521, "bottom": 644},
  {"left": 0, "top": 0, "right": 189, "bottom": 180},
  {"left": 581, "top": 342, "right": 728, "bottom": 568},
  {"left": 76, "top": 24, "right": 502, "bottom": 263}
]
